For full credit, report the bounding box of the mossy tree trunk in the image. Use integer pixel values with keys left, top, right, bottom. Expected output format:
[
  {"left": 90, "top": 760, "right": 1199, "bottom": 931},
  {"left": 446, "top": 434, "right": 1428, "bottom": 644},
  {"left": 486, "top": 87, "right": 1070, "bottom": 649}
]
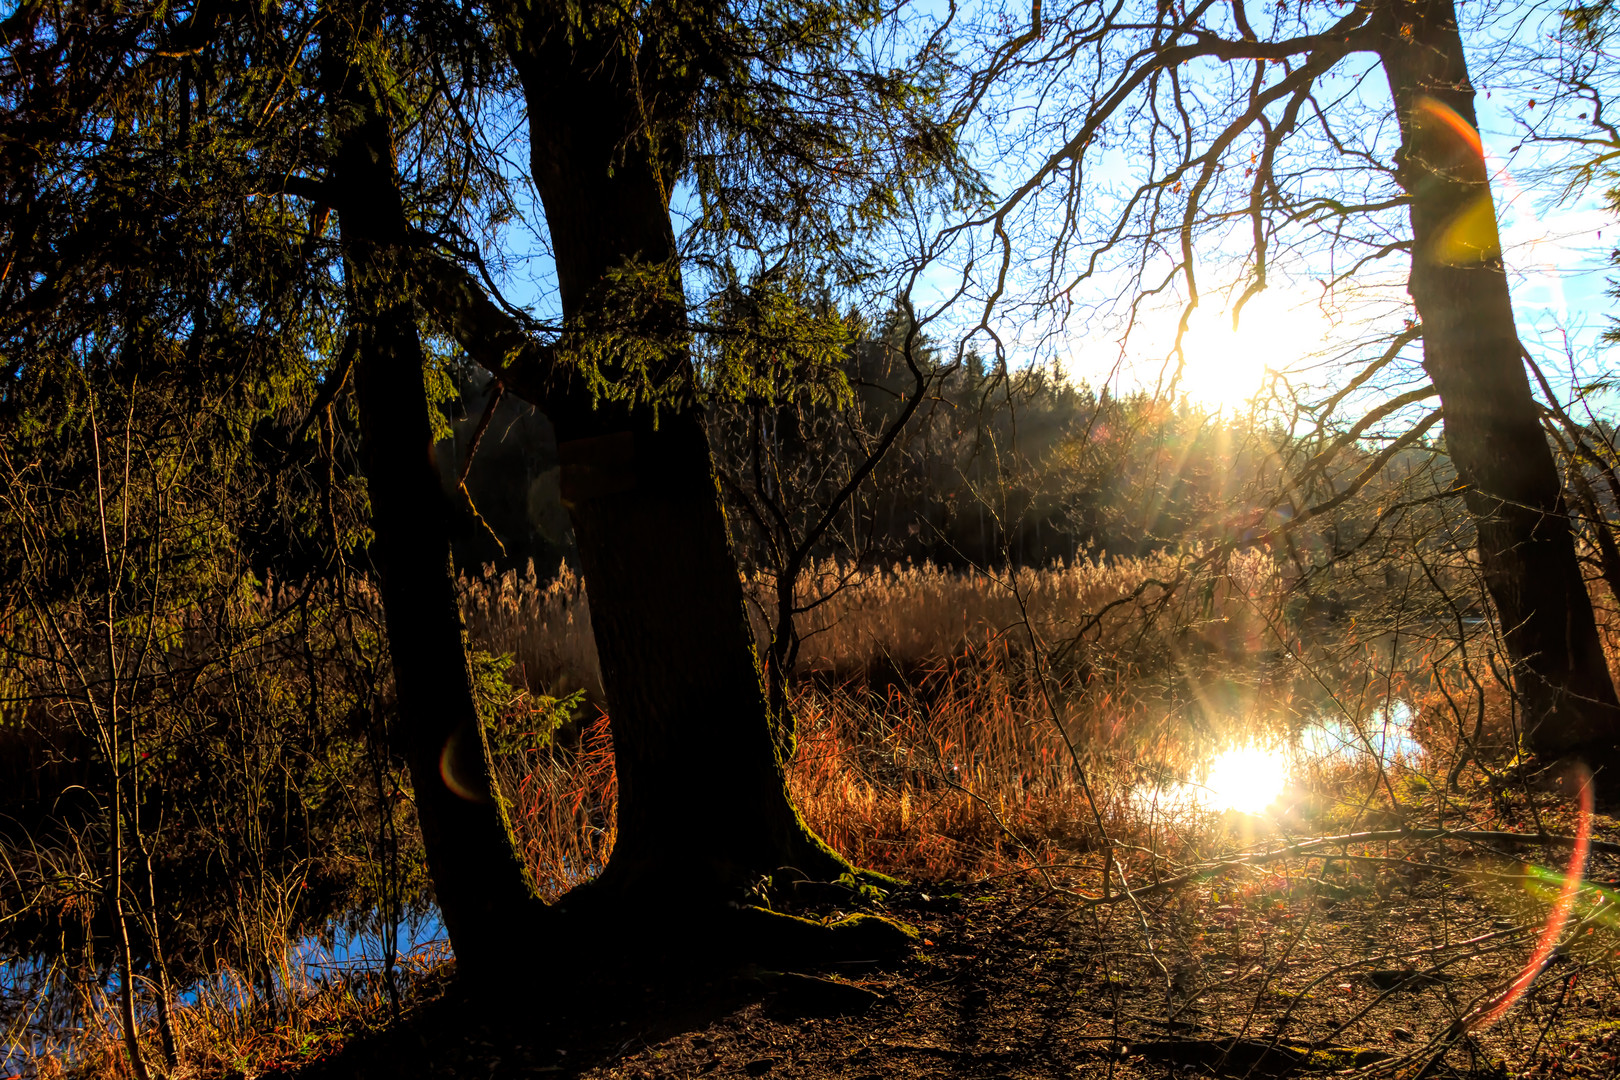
[
  {"left": 322, "top": 11, "right": 539, "bottom": 976},
  {"left": 492, "top": 6, "right": 854, "bottom": 902},
  {"left": 1379, "top": 0, "right": 1620, "bottom": 766}
]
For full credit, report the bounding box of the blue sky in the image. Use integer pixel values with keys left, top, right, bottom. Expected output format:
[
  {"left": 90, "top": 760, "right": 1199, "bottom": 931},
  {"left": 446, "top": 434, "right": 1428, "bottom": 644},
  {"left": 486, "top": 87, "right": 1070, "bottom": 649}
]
[{"left": 443, "top": 0, "right": 1617, "bottom": 419}]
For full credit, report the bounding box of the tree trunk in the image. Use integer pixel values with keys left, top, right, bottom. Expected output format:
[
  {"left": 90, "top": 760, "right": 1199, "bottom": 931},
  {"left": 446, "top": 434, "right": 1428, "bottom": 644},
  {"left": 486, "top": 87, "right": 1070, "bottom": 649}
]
[
  {"left": 504, "top": 14, "right": 852, "bottom": 902},
  {"left": 323, "top": 19, "right": 539, "bottom": 977},
  {"left": 1379, "top": 0, "right": 1620, "bottom": 766}
]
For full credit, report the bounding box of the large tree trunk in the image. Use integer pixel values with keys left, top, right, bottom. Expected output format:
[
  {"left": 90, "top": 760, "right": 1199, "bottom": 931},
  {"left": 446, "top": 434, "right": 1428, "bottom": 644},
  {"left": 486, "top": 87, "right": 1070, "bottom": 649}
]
[
  {"left": 323, "top": 18, "right": 539, "bottom": 976},
  {"left": 502, "top": 10, "right": 852, "bottom": 902},
  {"left": 1378, "top": 0, "right": 1620, "bottom": 766}
]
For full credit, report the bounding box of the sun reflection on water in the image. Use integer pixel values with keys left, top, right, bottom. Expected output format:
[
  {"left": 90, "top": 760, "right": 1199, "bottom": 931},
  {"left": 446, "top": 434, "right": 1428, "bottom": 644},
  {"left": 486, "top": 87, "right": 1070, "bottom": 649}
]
[
  {"left": 1131, "top": 704, "right": 1423, "bottom": 819},
  {"left": 1197, "top": 743, "right": 1290, "bottom": 814}
]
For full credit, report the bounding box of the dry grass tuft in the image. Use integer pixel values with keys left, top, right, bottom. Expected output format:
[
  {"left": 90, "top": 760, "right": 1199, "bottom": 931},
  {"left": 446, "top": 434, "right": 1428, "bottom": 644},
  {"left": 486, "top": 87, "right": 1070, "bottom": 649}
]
[
  {"left": 15, "top": 944, "right": 450, "bottom": 1079},
  {"left": 495, "top": 713, "right": 619, "bottom": 901},
  {"left": 786, "top": 648, "right": 1111, "bottom": 881}
]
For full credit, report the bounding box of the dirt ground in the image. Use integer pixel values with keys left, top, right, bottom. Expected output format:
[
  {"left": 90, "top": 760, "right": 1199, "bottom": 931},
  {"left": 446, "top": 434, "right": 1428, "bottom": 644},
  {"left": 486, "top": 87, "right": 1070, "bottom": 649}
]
[{"left": 286, "top": 804, "right": 1620, "bottom": 1080}]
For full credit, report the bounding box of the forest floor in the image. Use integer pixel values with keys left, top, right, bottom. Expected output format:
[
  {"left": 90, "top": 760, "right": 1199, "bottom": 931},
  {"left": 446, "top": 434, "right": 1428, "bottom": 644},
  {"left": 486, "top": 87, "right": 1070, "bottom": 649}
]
[{"left": 285, "top": 799, "right": 1620, "bottom": 1080}]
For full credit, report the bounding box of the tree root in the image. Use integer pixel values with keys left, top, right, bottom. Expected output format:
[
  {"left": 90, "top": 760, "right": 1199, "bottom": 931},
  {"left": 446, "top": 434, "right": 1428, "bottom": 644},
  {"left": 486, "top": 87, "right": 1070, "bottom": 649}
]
[
  {"left": 749, "top": 970, "right": 886, "bottom": 1019},
  {"left": 732, "top": 906, "right": 919, "bottom": 971},
  {"left": 481, "top": 877, "right": 919, "bottom": 1000}
]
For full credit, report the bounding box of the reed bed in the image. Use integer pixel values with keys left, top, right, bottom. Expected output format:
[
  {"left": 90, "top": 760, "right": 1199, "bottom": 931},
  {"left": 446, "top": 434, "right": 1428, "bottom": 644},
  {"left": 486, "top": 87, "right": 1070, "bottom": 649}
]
[
  {"left": 459, "top": 550, "right": 1287, "bottom": 696},
  {"left": 772, "top": 551, "right": 1283, "bottom": 677},
  {"left": 475, "top": 553, "right": 1319, "bottom": 890},
  {"left": 478, "top": 551, "right": 1617, "bottom": 892},
  {"left": 458, "top": 561, "right": 604, "bottom": 699}
]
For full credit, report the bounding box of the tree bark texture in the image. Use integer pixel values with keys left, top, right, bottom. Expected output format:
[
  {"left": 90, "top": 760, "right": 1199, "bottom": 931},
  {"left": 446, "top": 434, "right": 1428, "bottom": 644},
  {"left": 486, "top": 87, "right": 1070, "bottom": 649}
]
[
  {"left": 503, "top": 10, "right": 851, "bottom": 900},
  {"left": 323, "top": 17, "right": 538, "bottom": 974},
  {"left": 1378, "top": 0, "right": 1620, "bottom": 765}
]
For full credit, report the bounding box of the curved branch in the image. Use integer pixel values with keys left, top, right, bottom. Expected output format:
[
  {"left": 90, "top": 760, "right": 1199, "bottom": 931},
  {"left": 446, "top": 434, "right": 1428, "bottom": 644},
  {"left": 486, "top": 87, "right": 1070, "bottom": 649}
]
[{"left": 410, "top": 249, "right": 594, "bottom": 420}]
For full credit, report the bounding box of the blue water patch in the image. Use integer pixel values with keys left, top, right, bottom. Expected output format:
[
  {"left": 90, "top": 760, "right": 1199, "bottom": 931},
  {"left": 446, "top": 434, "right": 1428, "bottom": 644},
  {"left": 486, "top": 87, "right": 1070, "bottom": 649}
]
[
  {"left": 275, "top": 908, "right": 447, "bottom": 993},
  {"left": 2, "top": 908, "right": 448, "bottom": 1074},
  {"left": 1298, "top": 698, "right": 1422, "bottom": 766}
]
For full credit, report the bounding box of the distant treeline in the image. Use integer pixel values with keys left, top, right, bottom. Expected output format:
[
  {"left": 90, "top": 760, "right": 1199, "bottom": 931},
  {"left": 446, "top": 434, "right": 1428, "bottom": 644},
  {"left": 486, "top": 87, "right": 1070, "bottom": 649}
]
[{"left": 448, "top": 316, "right": 1458, "bottom": 580}]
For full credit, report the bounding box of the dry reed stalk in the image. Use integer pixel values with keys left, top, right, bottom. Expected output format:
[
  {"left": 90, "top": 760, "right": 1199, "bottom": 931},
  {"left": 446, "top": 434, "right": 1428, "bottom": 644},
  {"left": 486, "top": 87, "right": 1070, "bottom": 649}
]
[
  {"left": 494, "top": 713, "right": 618, "bottom": 901},
  {"left": 457, "top": 562, "right": 602, "bottom": 699}
]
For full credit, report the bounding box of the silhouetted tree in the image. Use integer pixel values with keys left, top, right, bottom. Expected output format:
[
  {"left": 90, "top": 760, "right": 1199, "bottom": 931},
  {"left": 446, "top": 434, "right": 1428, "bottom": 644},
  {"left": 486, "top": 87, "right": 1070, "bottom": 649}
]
[
  {"left": 957, "top": 0, "right": 1619, "bottom": 768},
  {"left": 408, "top": 0, "right": 965, "bottom": 950}
]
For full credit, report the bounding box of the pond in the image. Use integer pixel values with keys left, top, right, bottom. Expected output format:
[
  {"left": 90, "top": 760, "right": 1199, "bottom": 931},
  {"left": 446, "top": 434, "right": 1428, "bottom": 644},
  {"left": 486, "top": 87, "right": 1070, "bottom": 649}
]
[
  {"left": 1132, "top": 698, "right": 1424, "bottom": 818},
  {"left": 1, "top": 909, "right": 449, "bottom": 1074}
]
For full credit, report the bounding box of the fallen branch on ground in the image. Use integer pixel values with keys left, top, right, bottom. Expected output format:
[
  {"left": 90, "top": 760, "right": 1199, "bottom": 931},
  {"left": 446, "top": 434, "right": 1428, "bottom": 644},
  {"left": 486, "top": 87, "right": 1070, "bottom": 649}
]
[{"left": 1081, "top": 827, "right": 1619, "bottom": 907}]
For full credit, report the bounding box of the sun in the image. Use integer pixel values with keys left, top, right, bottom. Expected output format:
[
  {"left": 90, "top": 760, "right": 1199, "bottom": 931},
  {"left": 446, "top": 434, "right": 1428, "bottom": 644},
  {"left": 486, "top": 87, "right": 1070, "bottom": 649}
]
[
  {"left": 1173, "top": 293, "right": 1331, "bottom": 410},
  {"left": 1197, "top": 743, "right": 1290, "bottom": 815}
]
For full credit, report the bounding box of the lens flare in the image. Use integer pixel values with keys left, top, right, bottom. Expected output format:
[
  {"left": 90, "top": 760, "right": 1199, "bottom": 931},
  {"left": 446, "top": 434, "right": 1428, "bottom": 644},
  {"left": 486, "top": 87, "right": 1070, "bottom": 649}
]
[
  {"left": 1475, "top": 764, "right": 1593, "bottom": 1028},
  {"left": 1414, "top": 95, "right": 1484, "bottom": 158},
  {"left": 1410, "top": 97, "right": 1501, "bottom": 265},
  {"left": 1433, "top": 193, "right": 1502, "bottom": 264},
  {"left": 439, "top": 726, "right": 491, "bottom": 803}
]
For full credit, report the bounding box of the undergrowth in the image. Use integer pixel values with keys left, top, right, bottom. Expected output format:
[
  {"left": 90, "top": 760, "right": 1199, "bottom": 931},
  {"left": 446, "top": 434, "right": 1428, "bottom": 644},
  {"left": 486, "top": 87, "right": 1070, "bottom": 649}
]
[{"left": 13, "top": 556, "right": 1618, "bottom": 1078}]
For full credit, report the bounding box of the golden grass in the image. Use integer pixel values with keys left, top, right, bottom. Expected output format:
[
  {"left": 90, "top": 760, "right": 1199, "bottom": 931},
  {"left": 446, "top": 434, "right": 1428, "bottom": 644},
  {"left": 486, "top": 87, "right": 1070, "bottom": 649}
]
[
  {"left": 494, "top": 712, "right": 618, "bottom": 901},
  {"left": 767, "top": 551, "right": 1282, "bottom": 676},
  {"left": 459, "top": 561, "right": 603, "bottom": 699},
  {"left": 787, "top": 647, "right": 1126, "bottom": 881},
  {"left": 479, "top": 551, "right": 1620, "bottom": 890}
]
